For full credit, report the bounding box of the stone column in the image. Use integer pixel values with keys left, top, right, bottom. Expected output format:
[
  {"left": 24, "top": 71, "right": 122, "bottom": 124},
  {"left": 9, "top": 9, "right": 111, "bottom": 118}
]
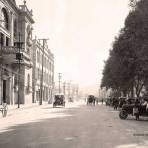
[
  {"left": 6, "top": 77, "right": 11, "bottom": 104},
  {"left": 10, "top": 12, "right": 14, "bottom": 46},
  {"left": 3, "top": 35, "right": 6, "bottom": 46},
  {"left": 0, "top": 76, "right": 2, "bottom": 104}
]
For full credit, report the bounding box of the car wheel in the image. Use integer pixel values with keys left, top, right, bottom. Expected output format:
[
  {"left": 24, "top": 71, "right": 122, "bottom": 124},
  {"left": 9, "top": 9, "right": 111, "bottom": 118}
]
[{"left": 119, "top": 110, "right": 128, "bottom": 120}]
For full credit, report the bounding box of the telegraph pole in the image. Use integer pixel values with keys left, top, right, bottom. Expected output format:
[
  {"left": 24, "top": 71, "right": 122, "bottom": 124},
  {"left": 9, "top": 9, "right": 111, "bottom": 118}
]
[
  {"left": 67, "top": 81, "right": 71, "bottom": 101},
  {"left": 39, "top": 38, "right": 49, "bottom": 105},
  {"left": 76, "top": 84, "right": 79, "bottom": 99},
  {"left": 18, "top": 33, "right": 21, "bottom": 108},
  {"left": 58, "top": 73, "right": 62, "bottom": 93},
  {"left": 63, "top": 82, "right": 66, "bottom": 95}
]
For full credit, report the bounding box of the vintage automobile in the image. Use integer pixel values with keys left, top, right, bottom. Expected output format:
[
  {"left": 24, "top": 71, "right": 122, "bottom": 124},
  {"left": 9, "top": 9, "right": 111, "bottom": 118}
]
[
  {"left": 87, "top": 95, "right": 95, "bottom": 106},
  {"left": 126, "top": 98, "right": 135, "bottom": 104},
  {"left": 53, "top": 94, "right": 65, "bottom": 108},
  {"left": 119, "top": 104, "right": 148, "bottom": 120},
  {"left": 118, "top": 97, "right": 127, "bottom": 108}
]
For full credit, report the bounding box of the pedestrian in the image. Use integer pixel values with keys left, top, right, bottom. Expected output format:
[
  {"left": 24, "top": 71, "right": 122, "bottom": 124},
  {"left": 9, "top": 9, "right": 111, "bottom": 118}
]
[
  {"left": 101, "top": 99, "right": 103, "bottom": 104},
  {"left": 96, "top": 97, "right": 99, "bottom": 105},
  {"left": 141, "top": 99, "right": 147, "bottom": 106},
  {"left": 142, "top": 99, "right": 148, "bottom": 112},
  {"left": 146, "top": 102, "right": 148, "bottom": 113},
  {"left": 93, "top": 96, "right": 96, "bottom": 106},
  {"left": 133, "top": 98, "right": 140, "bottom": 120},
  {"left": 114, "top": 98, "right": 119, "bottom": 110}
]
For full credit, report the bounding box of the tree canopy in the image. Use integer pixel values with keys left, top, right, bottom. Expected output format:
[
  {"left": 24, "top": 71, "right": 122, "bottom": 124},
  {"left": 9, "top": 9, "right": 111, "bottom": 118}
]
[{"left": 101, "top": 0, "right": 148, "bottom": 97}]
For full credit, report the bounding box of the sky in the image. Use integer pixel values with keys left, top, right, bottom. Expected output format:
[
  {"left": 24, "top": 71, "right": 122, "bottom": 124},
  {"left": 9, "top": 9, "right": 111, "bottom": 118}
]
[{"left": 16, "top": 0, "right": 130, "bottom": 93}]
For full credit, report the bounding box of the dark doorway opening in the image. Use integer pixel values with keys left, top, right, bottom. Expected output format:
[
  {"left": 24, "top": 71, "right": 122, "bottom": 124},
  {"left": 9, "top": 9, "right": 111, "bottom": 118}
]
[{"left": 3, "top": 80, "right": 6, "bottom": 103}]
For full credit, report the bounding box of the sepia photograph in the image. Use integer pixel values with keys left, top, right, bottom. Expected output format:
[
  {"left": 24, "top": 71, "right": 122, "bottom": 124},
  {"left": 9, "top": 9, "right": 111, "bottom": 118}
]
[{"left": 0, "top": 0, "right": 148, "bottom": 147}]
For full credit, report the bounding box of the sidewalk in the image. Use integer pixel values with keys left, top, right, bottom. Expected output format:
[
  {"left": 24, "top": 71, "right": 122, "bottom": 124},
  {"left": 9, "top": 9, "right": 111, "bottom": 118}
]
[
  {"left": 1, "top": 102, "right": 52, "bottom": 118},
  {"left": 8, "top": 102, "right": 49, "bottom": 111},
  {"left": 1, "top": 100, "right": 85, "bottom": 118},
  {"left": 0, "top": 101, "right": 85, "bottom": 133}
]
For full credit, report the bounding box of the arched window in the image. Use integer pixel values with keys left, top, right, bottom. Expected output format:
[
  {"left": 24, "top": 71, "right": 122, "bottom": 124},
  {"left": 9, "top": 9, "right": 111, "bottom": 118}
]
[{"left": 1, "top": 8, "right": 9, "bottom": 30}]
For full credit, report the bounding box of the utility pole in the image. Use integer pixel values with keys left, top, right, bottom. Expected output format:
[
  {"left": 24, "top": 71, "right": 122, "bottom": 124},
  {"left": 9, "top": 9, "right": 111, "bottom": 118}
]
[
  {"left": 76, "top": 84, "right": 79, "bottom": 98},
  {"left": 63, "top": 82, "right": 66, "bottom": 95},
  {"left": 39, "top": 38, "right": 49, "bottom": 105},
  {"left": 67, "top": 81, "right": 71, "bottom": 101},
  {"left": 58, "top": 73, "right": 62, "bottom": 93}
]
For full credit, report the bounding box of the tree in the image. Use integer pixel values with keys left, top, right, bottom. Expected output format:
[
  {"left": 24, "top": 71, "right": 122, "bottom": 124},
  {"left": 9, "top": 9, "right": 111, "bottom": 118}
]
[{"left": 101, "top": 0, "right": 148, "bottom": 97}]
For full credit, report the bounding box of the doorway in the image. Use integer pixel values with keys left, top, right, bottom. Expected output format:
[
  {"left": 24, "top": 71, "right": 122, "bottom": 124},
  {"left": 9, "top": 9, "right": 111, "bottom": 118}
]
[{"left": 3, "top": 80, "right": 6, "bottom": 103}]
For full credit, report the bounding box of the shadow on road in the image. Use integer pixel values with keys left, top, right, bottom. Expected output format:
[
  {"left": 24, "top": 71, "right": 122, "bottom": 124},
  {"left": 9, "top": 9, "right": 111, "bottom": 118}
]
[{"left": 0, "top": 107, "right": 78, "bottom": 148}]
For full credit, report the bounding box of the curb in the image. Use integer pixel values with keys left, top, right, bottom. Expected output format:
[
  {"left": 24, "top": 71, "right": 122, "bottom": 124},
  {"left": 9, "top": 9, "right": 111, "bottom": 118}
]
[{"left": 7, "top": 102, "right": 52, "bottom": 113}]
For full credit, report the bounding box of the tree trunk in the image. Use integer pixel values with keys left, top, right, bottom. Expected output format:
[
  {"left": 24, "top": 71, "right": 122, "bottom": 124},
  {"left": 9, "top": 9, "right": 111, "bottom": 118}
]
[{"left": 131, "top": 86, "right": 134, "bottom": 98}]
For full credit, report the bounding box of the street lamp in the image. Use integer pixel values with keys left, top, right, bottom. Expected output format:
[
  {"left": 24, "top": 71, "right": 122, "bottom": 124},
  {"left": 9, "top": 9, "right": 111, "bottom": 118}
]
[
  {"left": 15, "top": 32, "right": 23, "bottom": 108},
  {"left": 58, "top": 73, "right": 62, "bottom": 94}
]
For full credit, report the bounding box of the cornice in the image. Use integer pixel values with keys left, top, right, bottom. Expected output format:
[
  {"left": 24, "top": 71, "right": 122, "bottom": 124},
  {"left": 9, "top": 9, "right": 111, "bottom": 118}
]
[{"left": 5, "top": 0, "right": 19, "bottom": 13}]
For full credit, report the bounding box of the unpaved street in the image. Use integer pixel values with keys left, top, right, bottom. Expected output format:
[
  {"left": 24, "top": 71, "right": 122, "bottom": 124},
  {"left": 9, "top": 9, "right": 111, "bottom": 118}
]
[{"left": 0, "top": 102, "right": 148, "bottom": 148}]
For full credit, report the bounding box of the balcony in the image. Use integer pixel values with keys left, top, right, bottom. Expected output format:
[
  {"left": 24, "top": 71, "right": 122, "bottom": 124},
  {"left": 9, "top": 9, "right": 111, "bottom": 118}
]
[
  {"left": 0, "top": 46, "right": 23, "bottom": 64},
  {"left": 0, "top": 46, "right": 32, "bottom": 67},
  {"left": 0, "top": 46, "right": 24, "bottom": 54}
]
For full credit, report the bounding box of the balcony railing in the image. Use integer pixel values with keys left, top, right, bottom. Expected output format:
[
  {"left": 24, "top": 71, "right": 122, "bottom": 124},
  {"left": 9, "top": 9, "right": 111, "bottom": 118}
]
[
  {"left": 0, "top": 46, "right": 32, "bottom": 66},
  {"left": 0, "top": 46, "right": 24, "bottom": 54}
]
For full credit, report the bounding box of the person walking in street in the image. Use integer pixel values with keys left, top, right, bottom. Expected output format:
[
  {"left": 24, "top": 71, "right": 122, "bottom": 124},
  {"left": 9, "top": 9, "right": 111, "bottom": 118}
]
[
  {"left": 96, "top": 97, "right": 99, "bottom": 105},
  {"left": 141, "top": 99, "right": 148, "bottom": 113},
  {"left": 133, "top": 98, "right": 140, "bottom": 120},
  {"left": 146, "top": 102, "right": 148, "bottom": 113},
  {"left": 141, "top": 99, "right": 147, "bottom": 106},
  {"left": 101, "top": 99, "right": 104, "bottom": 104}
]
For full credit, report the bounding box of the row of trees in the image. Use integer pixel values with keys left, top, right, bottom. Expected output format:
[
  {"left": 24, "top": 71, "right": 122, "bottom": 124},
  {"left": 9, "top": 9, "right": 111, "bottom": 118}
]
[{"left": 101, "top": 0, "right": 148, "bottom": 97}]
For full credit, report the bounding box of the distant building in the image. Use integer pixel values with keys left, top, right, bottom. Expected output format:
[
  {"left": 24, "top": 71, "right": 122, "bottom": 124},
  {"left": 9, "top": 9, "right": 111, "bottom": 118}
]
[
  {"left": 32, "top": 38, "right": 54, "bottom": 104},
  {"left": 0, "top": 0, "right": 34, "bottom": 105}
]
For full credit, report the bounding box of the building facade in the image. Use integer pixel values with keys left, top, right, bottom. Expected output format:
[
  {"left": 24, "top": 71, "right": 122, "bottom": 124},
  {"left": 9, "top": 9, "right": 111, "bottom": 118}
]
[
  {"left": 32, "top": 38, "right": 54, "bottom": 104},
  {"left": 0, "top": 0, "right": 34, "bottom": 105}
]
